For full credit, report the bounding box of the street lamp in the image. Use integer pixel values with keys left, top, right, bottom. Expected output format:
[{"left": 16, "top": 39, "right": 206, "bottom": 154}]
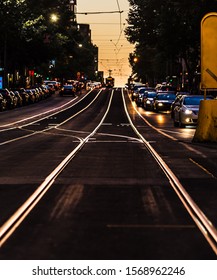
[{"left": 50, "top": 13, "right": 59, "bottom": 23}]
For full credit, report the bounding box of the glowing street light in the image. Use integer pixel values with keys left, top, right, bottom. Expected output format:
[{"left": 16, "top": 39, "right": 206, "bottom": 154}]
[{"left": 50, "top": 14, "right": 59, "bottom": 23}]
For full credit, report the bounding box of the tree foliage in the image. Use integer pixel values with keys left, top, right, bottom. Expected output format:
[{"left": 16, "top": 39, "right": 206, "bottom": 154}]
[
  {"left": 125, "top": 0, "right": 217, "bottom": 88},
  {"left": 0, "top": 0, "right": 96, "bottom": 85}
]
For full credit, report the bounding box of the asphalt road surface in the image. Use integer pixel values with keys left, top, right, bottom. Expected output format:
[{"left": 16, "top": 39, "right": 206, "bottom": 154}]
[{"left": 0, "top": 87, "right": 216, "bottom": 259}]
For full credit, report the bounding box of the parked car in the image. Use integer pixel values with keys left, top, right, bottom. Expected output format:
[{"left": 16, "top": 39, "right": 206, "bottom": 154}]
[
  {"left": 32, "top": 87, "right": 43, "bottom": 101},
  {"left": 143, "top": 91, "right": 157, "bottom": 110},
  {"left": 14, "top": 88, "right": 30, "bottom": 105},
  {"left": 0, "top": 93, "right": 7, "bottom": 111},
  {"left": 40, "top": 85, "right": 51, "bottom": 98},
  {"left": 46, "top": 83, "right": 56, "bottom": 94},
  {"left": 25, "top": 89, "right": 36, "bottom": 104},
  {"left": 153, "top": 92, "right": 176, "bottom": 112},
  {"left": 31, "top": 89, "right": 40, "bottom": 102},
  {"left": 60, "top": 84, "right": 76, "bottom": 96},
  {"left": 13, "top": 91, "right": 23, "bottom": 107},
  {"left": 173, "top": 95, "right": 214, "bottom": 127},
  {"left": 0, "top": 89, "right": 15, "bottom": 109},
  {"left": 9, "top": 91, "right": 19, "bottom": 108},
  {"left": 43, "top": 80, "right": 60, "bottom": 90}
]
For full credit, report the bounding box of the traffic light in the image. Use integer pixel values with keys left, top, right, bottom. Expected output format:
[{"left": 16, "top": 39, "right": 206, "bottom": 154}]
[{"left": 29, "top": 70, "right": 34, "bottom": 76}]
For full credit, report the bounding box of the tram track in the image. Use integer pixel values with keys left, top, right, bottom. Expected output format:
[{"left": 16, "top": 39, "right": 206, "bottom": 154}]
[
  {"left": 0, "top": 89, "right": 102, "bottom": 146},
  {"left": 0, "top": 89, "right": 114, "bottom": 247},
  {"left": 122, "top": 88, "right": 217, "bottom": 255},
  {"left": 0, "top": 87, "right": 216, "bottom": 258}
]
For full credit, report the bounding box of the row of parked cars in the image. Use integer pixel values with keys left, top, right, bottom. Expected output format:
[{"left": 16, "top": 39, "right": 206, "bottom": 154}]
[
  {"left": 0, "top": 84, "right": 56, "bottom": 111},
  {"left": 130, "top": 83, "right": 215, "bottom": 128}
]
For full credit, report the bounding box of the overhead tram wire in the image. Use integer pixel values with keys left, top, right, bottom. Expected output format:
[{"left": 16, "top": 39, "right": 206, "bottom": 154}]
[
  {"left": 76, "top": 6, "right": 129, "bottom": 79},
  {"left": 112, "top": 0, "right": 124, "bottom": 53},
  {"left": 86, "top": 23, "right": 123, "bottom": 25},
  {"left": 75, "top": 10, "right": 124, "bottom": 15},
  {"left": 116, "top": 0, "right": 122, "bottom": 31}
]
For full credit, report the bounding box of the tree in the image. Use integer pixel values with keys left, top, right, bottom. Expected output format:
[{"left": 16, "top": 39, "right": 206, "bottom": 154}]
[
  {"left": 0, "top": 0, "right": 97, "bottom": 87},
  {"left": 125, "top": 0, "right": 217, "bottom": 90}
]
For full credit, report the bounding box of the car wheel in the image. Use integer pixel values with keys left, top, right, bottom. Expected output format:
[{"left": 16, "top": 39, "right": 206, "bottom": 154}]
[
  {"left": 174, "top": 119, "right": 179, "bottom": 127},
  {"left": 179, "top": 117, "right": 185, "bottom": 128}
]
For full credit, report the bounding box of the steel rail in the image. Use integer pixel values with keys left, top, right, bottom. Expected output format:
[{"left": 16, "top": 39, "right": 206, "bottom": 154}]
[
  {"left": 0, "top": 90, "right": 114, "bottom": 247},
  {"left": 0, "top": 88, "right": 96, "bottom": 131},
  {"left": 0, "top": 89, "right": 101, "bottom": 146},
  {"left": 122, "top": 88, "right": 217, "bottom": 255}
]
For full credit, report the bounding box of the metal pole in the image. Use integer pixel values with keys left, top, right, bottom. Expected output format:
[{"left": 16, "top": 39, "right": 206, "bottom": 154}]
[{"left": 3, "top": 33, "right": 7, "bottom": 88}]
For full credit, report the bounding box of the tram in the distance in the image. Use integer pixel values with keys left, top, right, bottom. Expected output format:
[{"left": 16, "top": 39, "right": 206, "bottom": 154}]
[{"left": 105, "top": 76, "right": 115, "bottom": 88}]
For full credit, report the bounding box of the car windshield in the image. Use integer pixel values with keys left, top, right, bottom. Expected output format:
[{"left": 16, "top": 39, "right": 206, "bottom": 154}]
[
  {"left": 183, "top": 96, "right": 213, "bottom": 105},
  {"left": 147, "top": 92, "right": 157, "bottom": 98},
  {"left": 157, "top": 94, "right": 176, "bottom": 100},
  {"left": 134, "top": 85, "right": 146, "bottom": 91},
  {"left": 64, "top": 85, "right": 73, "bottom": 89},
  {"left": 138, "top": 88, "right": 148, "bottom": 93}
]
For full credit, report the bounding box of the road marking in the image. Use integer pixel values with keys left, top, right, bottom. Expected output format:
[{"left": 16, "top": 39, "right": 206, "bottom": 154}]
[
  {"left": 123, "top": 88, "right": 217, "bottom": 254},
  {"left": 181, "top": 142, "right": 207, "bottom": 158},
  {"left": 120, "top": 123, "right": 130, "bottom": 126},
  {"left": 189, "top": 158, "right": 216, "bottom": 178},
  {"left": 48, "top": 123, "right": 59, "bottom": 127},
  {"left": 87, "top": 140, "right": 131, "bottom": 143},
  {"left": 0, "top": 89, "right": 114, "bottom": 247},
  {"left": 0, "top": 96, "right": 79, "bottom": 129},
  {"left": 107, "top": 224, "right": 195, "bottom": 229}
]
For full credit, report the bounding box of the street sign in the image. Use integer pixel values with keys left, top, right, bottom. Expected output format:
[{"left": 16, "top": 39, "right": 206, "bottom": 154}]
[{"left": 201, "top": 13, "right": 217, "bottom": 89}]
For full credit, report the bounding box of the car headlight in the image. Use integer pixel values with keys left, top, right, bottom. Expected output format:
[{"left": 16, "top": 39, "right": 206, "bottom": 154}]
[
  {"left": 184, "top": 109, "right": 193, "bottom": 114},
  {"left": 146, "top": 100, "right": 151, "bottom": 104},
  {"left": 158, "top": 102, "right": 163, "bottom": 106}
]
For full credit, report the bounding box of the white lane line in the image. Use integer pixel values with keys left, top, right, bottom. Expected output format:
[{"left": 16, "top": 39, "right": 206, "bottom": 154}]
[
  {"left": 128, "top": 94, "right": 208, "bottom": 159},
  {"left": 0, "top": 96, "right": 78, "bottom": 130},
  {"left": 0, "top": 89, "right": 114, "bottom": 247},
  {"left": 55, "top": 89, "right": 103, "bottom": 127},
  {"left": 189, "top": 158, "right": 216, "bottom": 178},
  {"left": 0, "top": 88, "right": 94, "bottom": 131},
  {"left": 107, "top": 224, "right": 196, "bottom": 229},
  {"left": 0, "top": 131, "right": 39, "bottom": 146},
  {"left": 123, "top": 88, "right": 217, "bottom": 255},
  {"left": 0, "top": 89, "right": 101, "bottom": 146},
  {"left": 180, "top": 142, "right": 207, "bottom": 158},
  {"left": 129, "top": 97, "right": 177, "bottom": 141}
]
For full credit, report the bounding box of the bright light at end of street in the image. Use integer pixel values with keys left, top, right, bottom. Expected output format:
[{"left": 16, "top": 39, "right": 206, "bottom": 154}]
[{"left": 50, "top": 14, "right": 59, "bottom": 23}]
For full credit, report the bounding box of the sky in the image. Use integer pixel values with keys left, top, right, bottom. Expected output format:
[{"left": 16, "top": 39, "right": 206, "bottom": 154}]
[{"left": 76, "top": 0, "right": 134, "bottom": 86}]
